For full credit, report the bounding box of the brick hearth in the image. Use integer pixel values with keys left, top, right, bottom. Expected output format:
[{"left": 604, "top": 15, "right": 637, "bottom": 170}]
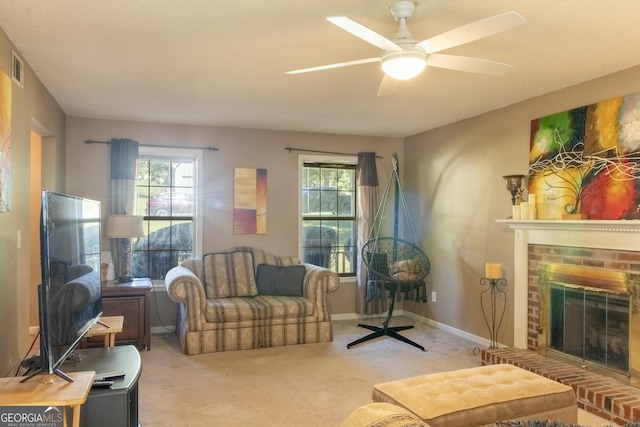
[{"left": 482, "top": 347, "right": 640, "bottom": 425}]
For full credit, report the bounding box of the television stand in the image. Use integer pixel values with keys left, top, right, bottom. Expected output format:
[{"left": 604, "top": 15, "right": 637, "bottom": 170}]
[
  {"left": 19, "top": 366, "right": 75, "bottom": 383},
  {"left": 64, "top": 345, "right": 142, "bottom": 427}
]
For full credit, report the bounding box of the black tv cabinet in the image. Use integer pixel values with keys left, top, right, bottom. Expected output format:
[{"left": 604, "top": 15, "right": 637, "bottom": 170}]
[{"left": 64, "top": 345, "right": 142, "bottom": 427}]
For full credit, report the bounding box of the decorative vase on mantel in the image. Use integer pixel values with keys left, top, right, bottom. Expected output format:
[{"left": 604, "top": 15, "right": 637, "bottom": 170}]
[{"left": 561, "top": 201, "right": 589, "bottom": 220}]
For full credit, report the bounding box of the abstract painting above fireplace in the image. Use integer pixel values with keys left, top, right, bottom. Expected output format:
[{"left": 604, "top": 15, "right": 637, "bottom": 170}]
[{"left": 529, "top": 91, "right": 640, "bottom": 220}]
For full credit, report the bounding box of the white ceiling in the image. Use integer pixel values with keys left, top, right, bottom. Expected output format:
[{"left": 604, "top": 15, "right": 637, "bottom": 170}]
[{"left": 1, "top": 1, "right": 640, "bottom": 138}]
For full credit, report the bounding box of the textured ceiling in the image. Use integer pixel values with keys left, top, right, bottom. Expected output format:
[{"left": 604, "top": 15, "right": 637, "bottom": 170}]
[{"left": 1, "top": 1, "right": 640, "bottom": 138}]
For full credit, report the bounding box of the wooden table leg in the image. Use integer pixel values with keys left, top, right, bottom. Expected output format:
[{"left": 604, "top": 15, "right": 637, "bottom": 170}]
[{"left": 72, "top": 404, "right": 82, "bottom": 427}]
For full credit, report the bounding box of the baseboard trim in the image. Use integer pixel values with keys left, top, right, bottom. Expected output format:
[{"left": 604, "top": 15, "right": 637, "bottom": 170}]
[
  {"left": 151, "top": 312, "right": 494, "bottom": 349},
  {"left": 332, "top": 310, "right": 492, "bottom": 349},
  {"left": 330, "top": 312, "right": 389, "bottom": 321},
  {"left": 151, "top": 326, "right": 175, "bottom": 334},
  {"left": 402, "top": 311, "right": 492, "bottom": 348}
]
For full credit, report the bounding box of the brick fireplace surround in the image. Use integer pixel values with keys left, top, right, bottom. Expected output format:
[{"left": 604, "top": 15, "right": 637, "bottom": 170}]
[{"left": 483, "top": 220, "right": 640, "bottom": 425}]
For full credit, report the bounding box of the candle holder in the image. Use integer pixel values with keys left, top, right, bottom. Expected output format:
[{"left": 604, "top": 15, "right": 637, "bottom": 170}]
[
  {"left": 479, "top": 277, "right": 508, "bottom": 349},
  {"left": 502, "top": 175, "right": 525, "bottom": 206}
]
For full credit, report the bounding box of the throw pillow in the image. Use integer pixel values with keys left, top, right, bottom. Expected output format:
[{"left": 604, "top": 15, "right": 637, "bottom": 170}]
[
  {"left": 203, "top": 250, "right": 257, "bottom": 298},
  {"left": 365, "top": 252, "right": 390, "bottom": 278},
  {"left": 255, "top": 264, "right": 306, "bottom": 297},
  {"left": 390, "top": 257, "right": 423, "bottom": 281}
]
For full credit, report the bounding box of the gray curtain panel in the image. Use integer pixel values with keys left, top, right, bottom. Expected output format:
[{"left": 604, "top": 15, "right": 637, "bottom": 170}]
[
  {"left": 110, "top": 138, "right": 139, "bottom": 279},
  {"left": 356, "top": 152, "right": 387, "bottom": 315}
]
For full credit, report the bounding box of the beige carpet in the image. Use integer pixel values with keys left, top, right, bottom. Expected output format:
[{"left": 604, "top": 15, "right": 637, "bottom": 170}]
[{"left": 138, "top": 317, "right": 612, "bottom": 427}]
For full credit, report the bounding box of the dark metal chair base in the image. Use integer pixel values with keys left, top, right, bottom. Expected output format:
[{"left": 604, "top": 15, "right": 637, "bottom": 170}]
[
  {"left": 347, "top": 324, "right": 425, "bottom": 351},
  {"left": 346, "top": 287, "right": 426, "bottom": 352}
]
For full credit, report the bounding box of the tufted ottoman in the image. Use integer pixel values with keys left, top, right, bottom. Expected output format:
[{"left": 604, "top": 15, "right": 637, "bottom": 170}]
[{"left": 372, "top": 364, "right": 577, "bottom": 427}]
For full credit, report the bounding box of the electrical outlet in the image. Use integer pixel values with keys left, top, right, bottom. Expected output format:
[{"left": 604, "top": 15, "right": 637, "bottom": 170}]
[{"left": 431, "top": 291, "right": 437, "bottom": 302}]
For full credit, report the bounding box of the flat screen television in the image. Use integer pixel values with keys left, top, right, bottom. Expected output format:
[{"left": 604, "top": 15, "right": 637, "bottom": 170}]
[{"left": 26, "top": 191, "right": 103, "bottom": 381}]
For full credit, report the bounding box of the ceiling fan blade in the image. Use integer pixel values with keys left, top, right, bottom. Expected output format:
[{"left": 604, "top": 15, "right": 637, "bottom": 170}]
[
  {"left": 377, "top": 75, "right": 401, "bottom": 97},
  {"left": 285, "top": 57, "right": 380, "bottom": 75},
  {"left": 327, "top": 17, "right": 402, "bottom": 52},
  {"left": 416, "top": 11, "right": 525, "bottom": 54},
  {"left": 426, "top": 53, "right": 513, "bottom": 75}
]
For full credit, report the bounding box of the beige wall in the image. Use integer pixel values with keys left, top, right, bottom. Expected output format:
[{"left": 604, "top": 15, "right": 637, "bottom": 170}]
[
  {"left": 65, "top": 117, "right": 403, "bottom": 324},
  {"left": 0, "top": 27, "right": 66, "bottom": 375},
  {"left": 4, "top": 20, "right": 640, "bottom": 375},
  {"left": 402, "top": 65, "right": 640, "bottom": 346}
]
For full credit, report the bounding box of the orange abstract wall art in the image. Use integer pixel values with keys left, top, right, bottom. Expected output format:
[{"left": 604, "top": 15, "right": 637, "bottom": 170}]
[
  {"left": 233, "top": 168, "right": 267, "bottom": 234},
  {"left": 0, "top": 69, "right": 11, "bottom": 212},
  {"left": 529, "top": 93, "right": 640, "bottom": 219}
]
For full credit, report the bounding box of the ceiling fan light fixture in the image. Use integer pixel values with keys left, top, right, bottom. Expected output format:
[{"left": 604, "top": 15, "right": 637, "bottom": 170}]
[{"left": 381, "top": 51, "right": 426, "bottom": 80}]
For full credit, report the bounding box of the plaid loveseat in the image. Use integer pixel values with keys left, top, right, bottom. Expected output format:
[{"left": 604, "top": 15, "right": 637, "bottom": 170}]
[{"left": 165, "top": 247, "right": 340, "bottom": 354}]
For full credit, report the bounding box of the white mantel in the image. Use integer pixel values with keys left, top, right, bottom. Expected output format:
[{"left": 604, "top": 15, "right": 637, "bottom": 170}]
[{"left": 497, "top": 219, "right": 640, "bottom": 349}]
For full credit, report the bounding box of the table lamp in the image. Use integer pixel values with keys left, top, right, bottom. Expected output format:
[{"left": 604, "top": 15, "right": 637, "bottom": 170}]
[{"left": 105, "top": 214, "right": 144, "bottom": 282}]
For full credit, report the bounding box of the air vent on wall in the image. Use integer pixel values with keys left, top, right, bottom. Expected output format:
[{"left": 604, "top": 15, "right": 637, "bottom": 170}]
[{"left": 12, "top": 50, "right": 24, "bottom": 88}]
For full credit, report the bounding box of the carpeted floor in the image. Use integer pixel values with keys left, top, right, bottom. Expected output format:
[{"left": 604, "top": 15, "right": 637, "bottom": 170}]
[{"left": 138, "top": 317, "right": 612, "bottom": 426}]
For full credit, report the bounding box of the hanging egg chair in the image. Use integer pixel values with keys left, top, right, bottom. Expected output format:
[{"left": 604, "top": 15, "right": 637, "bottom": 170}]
[{"left": 348, "top": 153, "right": 431, "bottom": 351}]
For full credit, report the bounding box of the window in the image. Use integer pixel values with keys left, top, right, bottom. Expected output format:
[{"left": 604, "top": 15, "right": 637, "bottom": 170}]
[
  {"left": 131, "top": 148, "right": 200, "bottom": 280},
  {"left": 301, "top": 156, "right": 357, "bottom": 277}
]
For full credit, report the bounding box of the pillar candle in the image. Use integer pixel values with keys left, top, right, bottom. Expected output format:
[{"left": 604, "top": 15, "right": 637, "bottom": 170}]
[
  {"left": 485, "top": 263, "right": 503, "bottom": 279},
  {"left": 527, "top": 194, "right": 536, "bottom": 219},
  {"left": 512, "top": 204, "right": 521, "bottom": 220},
  {"left": 520, "top": 202, "right": 529, "bottom": 220}
]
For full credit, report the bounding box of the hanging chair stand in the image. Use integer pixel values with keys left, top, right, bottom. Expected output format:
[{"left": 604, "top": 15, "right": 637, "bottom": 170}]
[
  {"left": 347, "top": 154, "right": 430, "bottom": 351},
  {"left": 347, "top": 237, "right": 429, "bottom": 351}
]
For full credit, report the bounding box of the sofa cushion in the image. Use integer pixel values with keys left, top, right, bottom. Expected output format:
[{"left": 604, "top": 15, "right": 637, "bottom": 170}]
[
  {"left": 254, "top": 295, "right": 314, "bottom": 319},
  {"left": 203, "top": 250, "right": 258, "bottom": 298},
  {"left": 206, "top": 297, "right": 263, "bottom": 323},
  {"left": 205, "top": 296, "right": 314, "bottom": 323},
  {"left": 256, "top": 264, "right": 306, "bottom": 296}
]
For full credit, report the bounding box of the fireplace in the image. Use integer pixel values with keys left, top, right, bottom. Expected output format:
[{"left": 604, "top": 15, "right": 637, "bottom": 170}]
[
  {"left": 489, "top": 219, "right": 640, "bottom": 423},
  {"left": 500, "top": 219, "right": 640, "bottom": 386},
  {"left": 536, "top": 263, "right": 640, "bottom": 383}
]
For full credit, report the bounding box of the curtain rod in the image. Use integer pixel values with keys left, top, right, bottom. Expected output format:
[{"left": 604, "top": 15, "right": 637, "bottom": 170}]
[
  {"left": 284, "top": 147, "right": 382, "bottom": 158},
  {"left": 85, "top": 140, "right": 219, "bottom": 151}
]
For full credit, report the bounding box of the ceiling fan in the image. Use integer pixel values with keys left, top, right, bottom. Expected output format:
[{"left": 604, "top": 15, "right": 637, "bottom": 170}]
[{"left": 285, "top": 1, "right": 525, "bottom": 96}]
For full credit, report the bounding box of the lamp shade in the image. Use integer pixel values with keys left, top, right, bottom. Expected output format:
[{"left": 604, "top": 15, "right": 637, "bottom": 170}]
[
  {"left": 104, "top": 214, "right": 144, "bottom": 238},
  {"left": 381, "top": 51, "right": 427, "bottom": 80}
]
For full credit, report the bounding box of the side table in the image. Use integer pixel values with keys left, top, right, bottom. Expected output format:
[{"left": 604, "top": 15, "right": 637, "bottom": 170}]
[
  {"left": 0, "top": 371, "right": 95, "bottom": 427},
  {"left": 83, "top": 278, "right": 152, "bottom": 350},
  {"left": 83, "top": 316, "right": 124, "bottom": 347}
]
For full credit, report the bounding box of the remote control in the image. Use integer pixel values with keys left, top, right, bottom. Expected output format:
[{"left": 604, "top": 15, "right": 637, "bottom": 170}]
[
  {"left": 95, "top": 370, "right": 126, "bottom": 380},
  {"left": 92, "top": 380, "right": 114, "bottom": 388}
]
